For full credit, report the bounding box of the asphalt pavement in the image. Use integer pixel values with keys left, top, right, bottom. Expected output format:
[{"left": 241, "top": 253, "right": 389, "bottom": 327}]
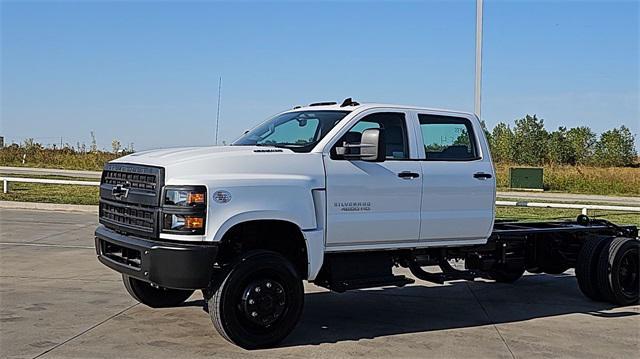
[{"left": 0, "top": 208, "right": 638, "bottom": 359}]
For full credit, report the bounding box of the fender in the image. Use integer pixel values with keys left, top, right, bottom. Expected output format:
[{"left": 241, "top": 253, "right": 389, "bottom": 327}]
[
  {"left": 208, "top": 188, "right": 327, "bottom": 281},
  {"left": 211, "top": 210, "right": 310, "bottom": 242}
]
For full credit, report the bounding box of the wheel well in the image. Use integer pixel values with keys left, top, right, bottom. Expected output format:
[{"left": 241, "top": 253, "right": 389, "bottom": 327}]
[{"left": 218, "top": 220, "right": 308, "bottom": 279}]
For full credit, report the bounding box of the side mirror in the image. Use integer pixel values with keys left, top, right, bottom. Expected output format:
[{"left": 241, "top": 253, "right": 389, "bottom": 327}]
[{"left": 337, "top": 128, "right": 385, "bottom": 162}]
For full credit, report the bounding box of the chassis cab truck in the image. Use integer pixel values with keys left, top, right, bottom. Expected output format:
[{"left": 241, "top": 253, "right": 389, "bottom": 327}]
[{"left": 95, "top": 99, "right": 639, "bottom": 349}]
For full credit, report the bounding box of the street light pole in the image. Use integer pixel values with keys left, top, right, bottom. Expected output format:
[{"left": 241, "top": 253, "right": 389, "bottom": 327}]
[{"left": 474, "top": 0, "right": 484, "bottom": 119}]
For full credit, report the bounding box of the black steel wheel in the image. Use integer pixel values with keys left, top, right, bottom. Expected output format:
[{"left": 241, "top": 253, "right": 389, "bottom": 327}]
[
  {"left": 208, "top": 251, "right": 304, "bottom": 349},
  {"left": 575, "top": 236, "right": 613, "bottom": 301},
  {"left": 122, "top": 275, "right": 195, "bottom": 308},
  {"left": 596, "top": 237, "right": 639, "bottom": 306}
]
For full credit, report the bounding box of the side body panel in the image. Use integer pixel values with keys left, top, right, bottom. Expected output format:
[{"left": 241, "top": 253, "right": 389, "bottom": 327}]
[
  {"left": 322, "top": 108, "right": 423, "bottom": 249},
  {"left": 411, "top": 110, "right": 496, "bottom": 242}
]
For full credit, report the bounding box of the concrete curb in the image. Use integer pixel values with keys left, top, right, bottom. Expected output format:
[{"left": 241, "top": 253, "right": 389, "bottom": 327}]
[{"left": 0, "top": 201, "right": 98, "bottom": 213}]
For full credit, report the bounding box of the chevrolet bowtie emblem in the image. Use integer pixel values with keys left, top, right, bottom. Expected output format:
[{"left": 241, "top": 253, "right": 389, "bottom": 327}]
[{"left": 112, "top": 182, "right": 130, "bottom": 199}]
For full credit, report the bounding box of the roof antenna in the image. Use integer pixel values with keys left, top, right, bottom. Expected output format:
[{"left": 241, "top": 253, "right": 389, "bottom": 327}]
[
  {"left": 215, "top": 76, "right": 222, "bottom": 145},
  {"left": 340, "top": 97, "right": 359, "bottom": 107}
]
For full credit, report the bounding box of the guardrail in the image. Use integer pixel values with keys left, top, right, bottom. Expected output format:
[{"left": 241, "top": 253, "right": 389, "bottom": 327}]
[
  {"left": 1, "top": 176, "right": 639, "bottom": 216},
  {"left": 0, "top": 166, "right": 101, "bottom": 178},
  {"left": 495, "top": 200, "right": 640, "bottom": 216}
]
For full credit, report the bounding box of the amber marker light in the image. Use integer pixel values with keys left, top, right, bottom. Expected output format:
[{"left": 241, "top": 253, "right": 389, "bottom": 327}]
[
  {"left": 188, "top": 192, "right": 206, "bottom": 205},
  {"left": 185, "top": 216, "right": 204, "bottom": 229}
]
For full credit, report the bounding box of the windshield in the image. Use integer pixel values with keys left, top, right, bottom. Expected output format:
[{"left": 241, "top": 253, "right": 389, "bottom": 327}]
[{"left": 232, "top": 110, "right": 350, "bottom": 152}]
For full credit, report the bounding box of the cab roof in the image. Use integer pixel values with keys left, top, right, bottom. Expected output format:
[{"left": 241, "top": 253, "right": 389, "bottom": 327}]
[{"left": 288, "top": 98, "right": 476, "bottom": 118}]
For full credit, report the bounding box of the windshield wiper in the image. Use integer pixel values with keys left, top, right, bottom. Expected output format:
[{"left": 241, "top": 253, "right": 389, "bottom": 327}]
[
  {"left": 253, "top": 143, "right": 310, "bottom": 148},
  {"left": 272, "top": 143, "right": 311, "bottom": 148}
]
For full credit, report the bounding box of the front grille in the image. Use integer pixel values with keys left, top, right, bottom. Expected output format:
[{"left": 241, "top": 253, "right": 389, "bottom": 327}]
[
  {"left": 99, "top": 163, "right": 164, "bottom": 238},
  {"left": 102, "top": 170, "right": 157, "bottom": 191},
  {"left": 100, "top": 201, "right": 155, "bottom": 232}
]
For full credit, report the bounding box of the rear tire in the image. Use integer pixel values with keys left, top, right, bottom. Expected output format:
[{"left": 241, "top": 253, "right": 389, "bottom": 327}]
[
  {"left": 575, "top": 236, "right": 613, "bottom": 301},
  {"left": 596, "top": 237, "right": 639, "bottom": 306},
  {"left": 122, "top": 275, "right": 195, "bottom": 308},
  {"left": 208, "top": 251, "right": 304, "bottom": 349}
]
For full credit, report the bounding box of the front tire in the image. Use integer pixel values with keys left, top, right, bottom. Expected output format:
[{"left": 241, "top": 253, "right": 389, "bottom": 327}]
[
  {"left": 122, "top": 275, "right": 195, "bottom": 308},
  {"left": 208, "top": 251, "right": 304, "bottom": 349}
]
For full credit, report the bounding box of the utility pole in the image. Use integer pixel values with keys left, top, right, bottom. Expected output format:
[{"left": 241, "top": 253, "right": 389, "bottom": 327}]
[
  {"left": 215, "top": 77, "right": 222, "bottom": 146},
  {"left": 474, "top": 0, "right": 484, "bottom": 120}
]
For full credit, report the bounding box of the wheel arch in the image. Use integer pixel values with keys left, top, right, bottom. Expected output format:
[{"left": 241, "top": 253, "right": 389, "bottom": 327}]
[{"left": 216, "top": 218, "right": 315, "bottom": 280}]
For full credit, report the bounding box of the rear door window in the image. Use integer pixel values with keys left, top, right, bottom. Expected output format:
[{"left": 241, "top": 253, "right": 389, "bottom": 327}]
[{"left": 418, "top": 114, "right": 478, "bottom": 161}]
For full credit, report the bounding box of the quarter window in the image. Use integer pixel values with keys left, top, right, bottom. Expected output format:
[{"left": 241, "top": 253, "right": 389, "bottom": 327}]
[{"left": 419, "top": 114, "right": 478, "bottom": 161}]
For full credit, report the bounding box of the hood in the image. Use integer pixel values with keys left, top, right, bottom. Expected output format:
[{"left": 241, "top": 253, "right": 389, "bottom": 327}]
[
  {"left": 111, "top": 145, "right": 325, "bottom": 187},
  {"left": 113, "top": 146, "right": 294, "bottom": 168}
]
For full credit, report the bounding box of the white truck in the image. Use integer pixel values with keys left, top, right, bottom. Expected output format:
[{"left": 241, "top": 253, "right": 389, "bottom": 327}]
[{"left": 95, "top": 99, "right": 639, "bottom": 349}]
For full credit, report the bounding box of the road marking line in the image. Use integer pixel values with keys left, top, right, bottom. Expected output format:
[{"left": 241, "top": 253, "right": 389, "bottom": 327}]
[{"left": 32, "top": 303, "right": 139, "bottom": 359}]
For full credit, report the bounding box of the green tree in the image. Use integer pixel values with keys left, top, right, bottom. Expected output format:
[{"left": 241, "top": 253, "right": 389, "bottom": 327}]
[
  {"left": 90, "top": 131, "right": 98, "bottom": 152},
  {"left": 566, "top": 126, "right": 596, "bottom": 165},
  {"left": 489, "top": 122, "right": 514, "bottom": 163},
  {"left": 23, "top": 138, "right": 42, "bottom": 151},
  {"left": 511, "top": 114, "right": 548, "bottom": 165},
  {"left": 479, "top": 120, "right": 491, "bottom": 143},
  {"left": 111, "top": 139, "right": 121, "bottom": 154},
  {"left": 547, "top": 127, "right": 575, "bottom": 165},
  {"left": 593, "top": 126, "right": 637, "bottom": 167}
]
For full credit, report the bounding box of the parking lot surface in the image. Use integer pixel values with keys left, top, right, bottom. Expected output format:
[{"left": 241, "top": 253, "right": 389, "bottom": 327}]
[{"left": 1, "top": 208, "right": 638, "bottom": 358}]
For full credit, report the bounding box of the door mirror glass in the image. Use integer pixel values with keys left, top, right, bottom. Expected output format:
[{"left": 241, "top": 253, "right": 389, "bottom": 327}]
[{"left": 336, "top": 128, "right": 386, "bottom": 162}]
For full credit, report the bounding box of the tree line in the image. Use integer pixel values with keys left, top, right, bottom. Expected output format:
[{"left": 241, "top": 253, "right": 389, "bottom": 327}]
[{"left": 485, "top": 115, "right": 637, "bottom": 167}]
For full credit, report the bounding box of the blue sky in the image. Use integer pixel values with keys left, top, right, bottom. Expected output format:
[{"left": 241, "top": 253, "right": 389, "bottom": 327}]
[{"left": 1, "top": 0, "right": 638, "bottom": 150}]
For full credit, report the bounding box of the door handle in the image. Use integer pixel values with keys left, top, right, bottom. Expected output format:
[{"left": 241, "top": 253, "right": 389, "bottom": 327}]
[
  {"left": 398, "top": 171, "right": 420, "bottom": 179},
  {"left": 473, "top": 172, "right": 492, "bottom": 179}
]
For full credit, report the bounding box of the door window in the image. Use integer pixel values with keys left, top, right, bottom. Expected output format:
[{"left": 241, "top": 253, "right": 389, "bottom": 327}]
[
  {"left": 419, "top": 114, "right": 478, "bottom": 161},
  {"left": 334, "top": 112, "right": 409, "bottom": 160}
]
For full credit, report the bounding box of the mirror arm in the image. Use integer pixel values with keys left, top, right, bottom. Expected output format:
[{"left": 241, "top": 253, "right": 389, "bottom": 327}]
[{"left": 342, "top": 143, "right": 376, "bottom": 148}]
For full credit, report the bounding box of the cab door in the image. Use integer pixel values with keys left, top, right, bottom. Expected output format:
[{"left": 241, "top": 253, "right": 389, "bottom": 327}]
[
  {"left": 323, "top": 110, "right": 422, "bottom": 250},
  {"left": 416, "top": 112, "right": 495, "bottom": 243}
]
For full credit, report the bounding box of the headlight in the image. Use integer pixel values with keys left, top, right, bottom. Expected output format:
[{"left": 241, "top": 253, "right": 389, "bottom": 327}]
[
  {"left": 163, "top": 214, "right": 205, "bottom": 233},
  {"left": 164, "top": 186, "right": 207, "bottom": 207},
  {"left": 162, "top": 186, "right": 206, "bottom": 235}
]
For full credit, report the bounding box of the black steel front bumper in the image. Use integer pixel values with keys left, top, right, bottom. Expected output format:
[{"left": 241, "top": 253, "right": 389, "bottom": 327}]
[{"left": 95, "top": 225, "right": 218, "bottom": 290}]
